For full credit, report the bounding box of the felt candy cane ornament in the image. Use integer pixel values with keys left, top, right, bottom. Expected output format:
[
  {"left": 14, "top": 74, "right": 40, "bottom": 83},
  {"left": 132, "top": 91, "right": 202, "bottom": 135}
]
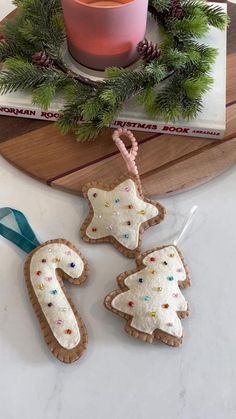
[
  {"left": 81, "top": 128, "right": 165, "bottom": 258},
  {"left": 105, "top": 206, "right": 197, "bottom": 347},
  {"left": 0, "top": 208, "right": 88, "bottom": 363}
]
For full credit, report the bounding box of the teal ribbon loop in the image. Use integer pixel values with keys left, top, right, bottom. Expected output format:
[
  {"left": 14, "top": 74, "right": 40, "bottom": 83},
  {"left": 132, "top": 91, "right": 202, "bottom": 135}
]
[{"left": 0, "top": 208, "right": 40, "bottom": 254}]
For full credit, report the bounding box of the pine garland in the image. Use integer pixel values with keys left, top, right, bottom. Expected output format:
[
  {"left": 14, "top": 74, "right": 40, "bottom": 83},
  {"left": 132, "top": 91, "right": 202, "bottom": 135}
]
[{"left": 0, "top": 0, "right": 228, "bottom": 141}]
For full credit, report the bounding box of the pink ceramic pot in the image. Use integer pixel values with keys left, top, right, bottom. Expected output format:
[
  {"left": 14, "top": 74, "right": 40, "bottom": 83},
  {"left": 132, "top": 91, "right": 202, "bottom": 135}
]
[{"left": 62, "top": 0, "right": 148, "bottom": 70}]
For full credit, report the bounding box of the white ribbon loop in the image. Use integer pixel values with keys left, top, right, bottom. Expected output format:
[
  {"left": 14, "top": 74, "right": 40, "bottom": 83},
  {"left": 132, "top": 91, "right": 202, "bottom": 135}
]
[{"left": 173, "top": 205, "right": 198, "bottom": 246}]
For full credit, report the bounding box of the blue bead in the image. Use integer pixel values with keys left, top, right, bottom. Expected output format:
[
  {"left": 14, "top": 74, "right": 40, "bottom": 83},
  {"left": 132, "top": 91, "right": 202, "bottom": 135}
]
[
  {"left": 167, "top": 276, "right": 174, "bottom": 281},
  {"left": 70, "top": 262, "right": 75, "bottom": 268},
  {"left": 123, "top": 234, "right": 129, "bottom": 239},
  {"left": 144, "top": 295, "right": 151, "bottom": 301},
  {"left": 50, "top": 289, "right": 58, "bottom": 295},
  {"left": 138, "top": 278, "right": 143, "bottom": 283},
  {"left": 115, "top": 198, "right": 120, "bottom": 203}
]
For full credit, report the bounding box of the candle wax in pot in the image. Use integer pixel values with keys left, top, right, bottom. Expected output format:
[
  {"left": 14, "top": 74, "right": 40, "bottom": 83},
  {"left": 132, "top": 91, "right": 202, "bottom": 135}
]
[{"left": 88, "top": 1, "right": 123, "bottom": 6}]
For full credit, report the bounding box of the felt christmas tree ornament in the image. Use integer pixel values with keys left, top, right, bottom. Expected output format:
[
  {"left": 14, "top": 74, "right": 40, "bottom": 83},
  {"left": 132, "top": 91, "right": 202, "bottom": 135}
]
[
  {"left": 0, "top": 208, "right": 88, "bottom": 363},
  {"left": 80, "top": 128, "right": 165, "bottom": 258},
  {"left": 104, "top": 206, "right": 197, "bottom": 347}
]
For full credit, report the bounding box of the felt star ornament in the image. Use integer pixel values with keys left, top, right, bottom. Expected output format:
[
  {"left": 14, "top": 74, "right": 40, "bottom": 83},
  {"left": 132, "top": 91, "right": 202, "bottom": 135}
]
[{"left": 81, "top": 129, "right": 165, "bottom": 257}]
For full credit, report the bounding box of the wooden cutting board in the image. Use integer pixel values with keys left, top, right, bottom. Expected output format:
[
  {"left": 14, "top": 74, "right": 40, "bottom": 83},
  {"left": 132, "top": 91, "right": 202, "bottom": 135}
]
[{"left": 0, "top": 3, "right": 236, "bottom": 197}]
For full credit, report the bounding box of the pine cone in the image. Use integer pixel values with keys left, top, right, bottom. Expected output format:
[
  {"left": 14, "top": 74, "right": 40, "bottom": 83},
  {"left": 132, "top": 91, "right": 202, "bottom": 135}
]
[
  {"left": 32, "top": 51, "right": 54, "bottom": 68},
  {"left": 137, "top": 39, "right": 161, "bottom": 63},
  {"left": 167, "top": 0, "right": 185, "bottom": 19}
]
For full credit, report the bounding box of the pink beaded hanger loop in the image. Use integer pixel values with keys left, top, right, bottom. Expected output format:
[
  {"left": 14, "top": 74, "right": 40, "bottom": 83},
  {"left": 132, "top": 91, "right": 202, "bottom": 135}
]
[{"left": 112, "top": 128, "right": 139, "bottom": 176}]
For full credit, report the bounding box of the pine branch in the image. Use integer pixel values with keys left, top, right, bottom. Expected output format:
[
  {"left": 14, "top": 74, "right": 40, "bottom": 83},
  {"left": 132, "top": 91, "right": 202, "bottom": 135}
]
[
  {"left": 149, "top": 0, "right": 170, "bottom": 13},
  {"left": 182, "top": 0, "right": 229, "bottom": 29},
  {"left": 166, "top": 12, "right": 209, "bottom": 39},
  {"left": 57, "top": 102, "right": 82, "bottom": 135},
  {"left": 181, "top": 96, "right": 202, "bottom": 119},
  {"left": 57, "top": 82, "right": 92, "bottom": 134},
  {"left": 75, "top": 124, "right": 101, "bottom": 142},
  {"left": 160, "top": 48, "right": 188, "bottom": 69},
  {"left": 182, "top": 75, "right": 213, "bottom": 99},
  {"left": 0, "top": 58, "right": 47, "bottom": 93},
  {"left": 1, "top": 0, "right": 65, "bottom": 63}
]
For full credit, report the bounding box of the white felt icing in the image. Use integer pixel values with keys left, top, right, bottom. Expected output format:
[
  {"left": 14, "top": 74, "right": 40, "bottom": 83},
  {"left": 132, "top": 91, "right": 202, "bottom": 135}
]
[
  {"left": 30, "top": 243, "right": 84, "bottom": 350},
  {"left": 86, "top": 178, "right": 159, "bottom": 250},
  {"left": 112, "top": 246, "right": 188, "bottom": 338}
]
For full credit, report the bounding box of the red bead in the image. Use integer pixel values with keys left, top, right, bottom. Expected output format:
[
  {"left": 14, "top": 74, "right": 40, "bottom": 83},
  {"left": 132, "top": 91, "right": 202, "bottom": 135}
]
[
  {"left": 162, "top": 303, "right": 169, "bottom": 309},
  {"left": 41, "top": 259, "right": 46, "bottom": 263},
  {"left": 36, "top": 271, "right": 42, "bottom": 276},
  {"left": 128, "top": 301, "right": 134, "bottom": 307},
  {"left": 128, "top": 204, "right": 133, "bottom": 209},
  {"left": 93, "top": 193, "right": 97, "bottom": 197},
  {"left": 150, "top": 257, "right": 156, "bottom": 262},
  {"left": 65, "top": 329, "right": 72, "bottom": 335},
  {"left": 92, "top": 227, "right": 97, "bottom": 232}
]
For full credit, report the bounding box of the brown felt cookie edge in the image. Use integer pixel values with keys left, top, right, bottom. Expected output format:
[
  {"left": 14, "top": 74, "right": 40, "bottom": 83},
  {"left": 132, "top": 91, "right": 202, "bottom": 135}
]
[
  {"left": 80, "top": 175, "right": 165, "bottom": 258},
  {"left": 104, "top": 244, "right": 191, "bottom": 347}
]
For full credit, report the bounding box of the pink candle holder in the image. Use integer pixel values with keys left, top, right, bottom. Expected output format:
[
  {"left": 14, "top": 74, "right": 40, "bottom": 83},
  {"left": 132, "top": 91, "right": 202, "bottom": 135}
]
[{"left": 62, "top": 0, "right": 148, "bottom": 70}]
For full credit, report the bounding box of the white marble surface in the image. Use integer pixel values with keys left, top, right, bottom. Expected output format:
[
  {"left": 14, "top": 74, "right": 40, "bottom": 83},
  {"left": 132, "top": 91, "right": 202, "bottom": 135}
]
[{"left": 1, "top": 2, "right": 236, "bottom": 419}]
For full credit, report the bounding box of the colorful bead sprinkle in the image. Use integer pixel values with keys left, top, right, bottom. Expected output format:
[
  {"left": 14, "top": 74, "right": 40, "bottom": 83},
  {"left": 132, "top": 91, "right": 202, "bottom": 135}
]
[
  {"left": 169, "top": 253, "right": 175, "bottom": 258},
  {"left": 172, "top": 293, "right": 179, "bottom": 298},
  {"left": 37, "top": 284, "right": 44, "bottom": 290},
  {"left": 151, "top": 270, "right": 156, "bottom": 275},
  {"left": 127, "top": 221, "right": 131, "bottom": 225},
  {"left": 115, "top": 198, "right": 120, "bottom": 203},
  {"left": 138, "top": 278, "right": 144, "bottom": 283},
  {"left": 113, "top": 211, "right": 120, "bottom": 216},
  {"left": 163, "top": 261, "right": 168, "bottom": 265},
  {"left": 125, "top": 187, "right": 130, "bottom": 192},
  {"left": 41, "top": 259, "right": 46, "bottom": 263},
  {"left": 60, "top": 307, "right": 67, "bottom": 312},
  {"left": 45, "top": 276, "right": 53, "bottom": 282},
  {"left": 106, "top": 225, "right": 113, "bottom": 231},
  {"left": 123, "top": 233, "right": 129, "bottom": 239},
  {"left": 177, "top": 268, "right": 183, "bottom": 272},
  {"left": 65, "top": 329, "right": 72, "bottom": 335},
  {"left": 36, "top": 271, "right": 42, "bottom": 276},
  {"left": 105, "top": 202, "right": 110, "bottom": 207},
  {"left": 54, "top": 257, "right": 61, "bottom": 263},
  {"left": 148, "top": 311, "right": 156, "bottom": 317},
  {"left": 150, "top": 257, "right": 156, "bottom": 262},
  {"left": 128, "top": 301, "right": 134, "bottom": 307},
  {"left": 55, "top": 319, "right": 63, "bottom": 325},
  {"left": 166, "top": 322, "right": 173, "bottom": 327},
  {"left": 167, "top": 276, "right": 174, "bottom": 281},
  {"left": 139, "top": 209, "right": 146, "bottom": 215},
  {"left": 144, "top": 295, "right": 151, "bottom": 302},
  {"left": 153, "top": 287, "right": 162, "bottom": 292},
  {"left": 48, "top": 302, "right": 53, "bottom": 307},
  {"left": 128, "top": 204, "right": 133, "bottom": 209},
  {"left": 162, "top": 303, "right": 169, "bottom": 309},
  {"left": 92, "top": 227, "right": 97, "bottom": 232},
  {"left": 93, "top": 193, "right": 97, "bottom": 198},
  {"left": 50, "top": 289, "right": 58, "bottom": 295},
  {"left": 70, "top": 262, "right": 76, "bottom": 268}
]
